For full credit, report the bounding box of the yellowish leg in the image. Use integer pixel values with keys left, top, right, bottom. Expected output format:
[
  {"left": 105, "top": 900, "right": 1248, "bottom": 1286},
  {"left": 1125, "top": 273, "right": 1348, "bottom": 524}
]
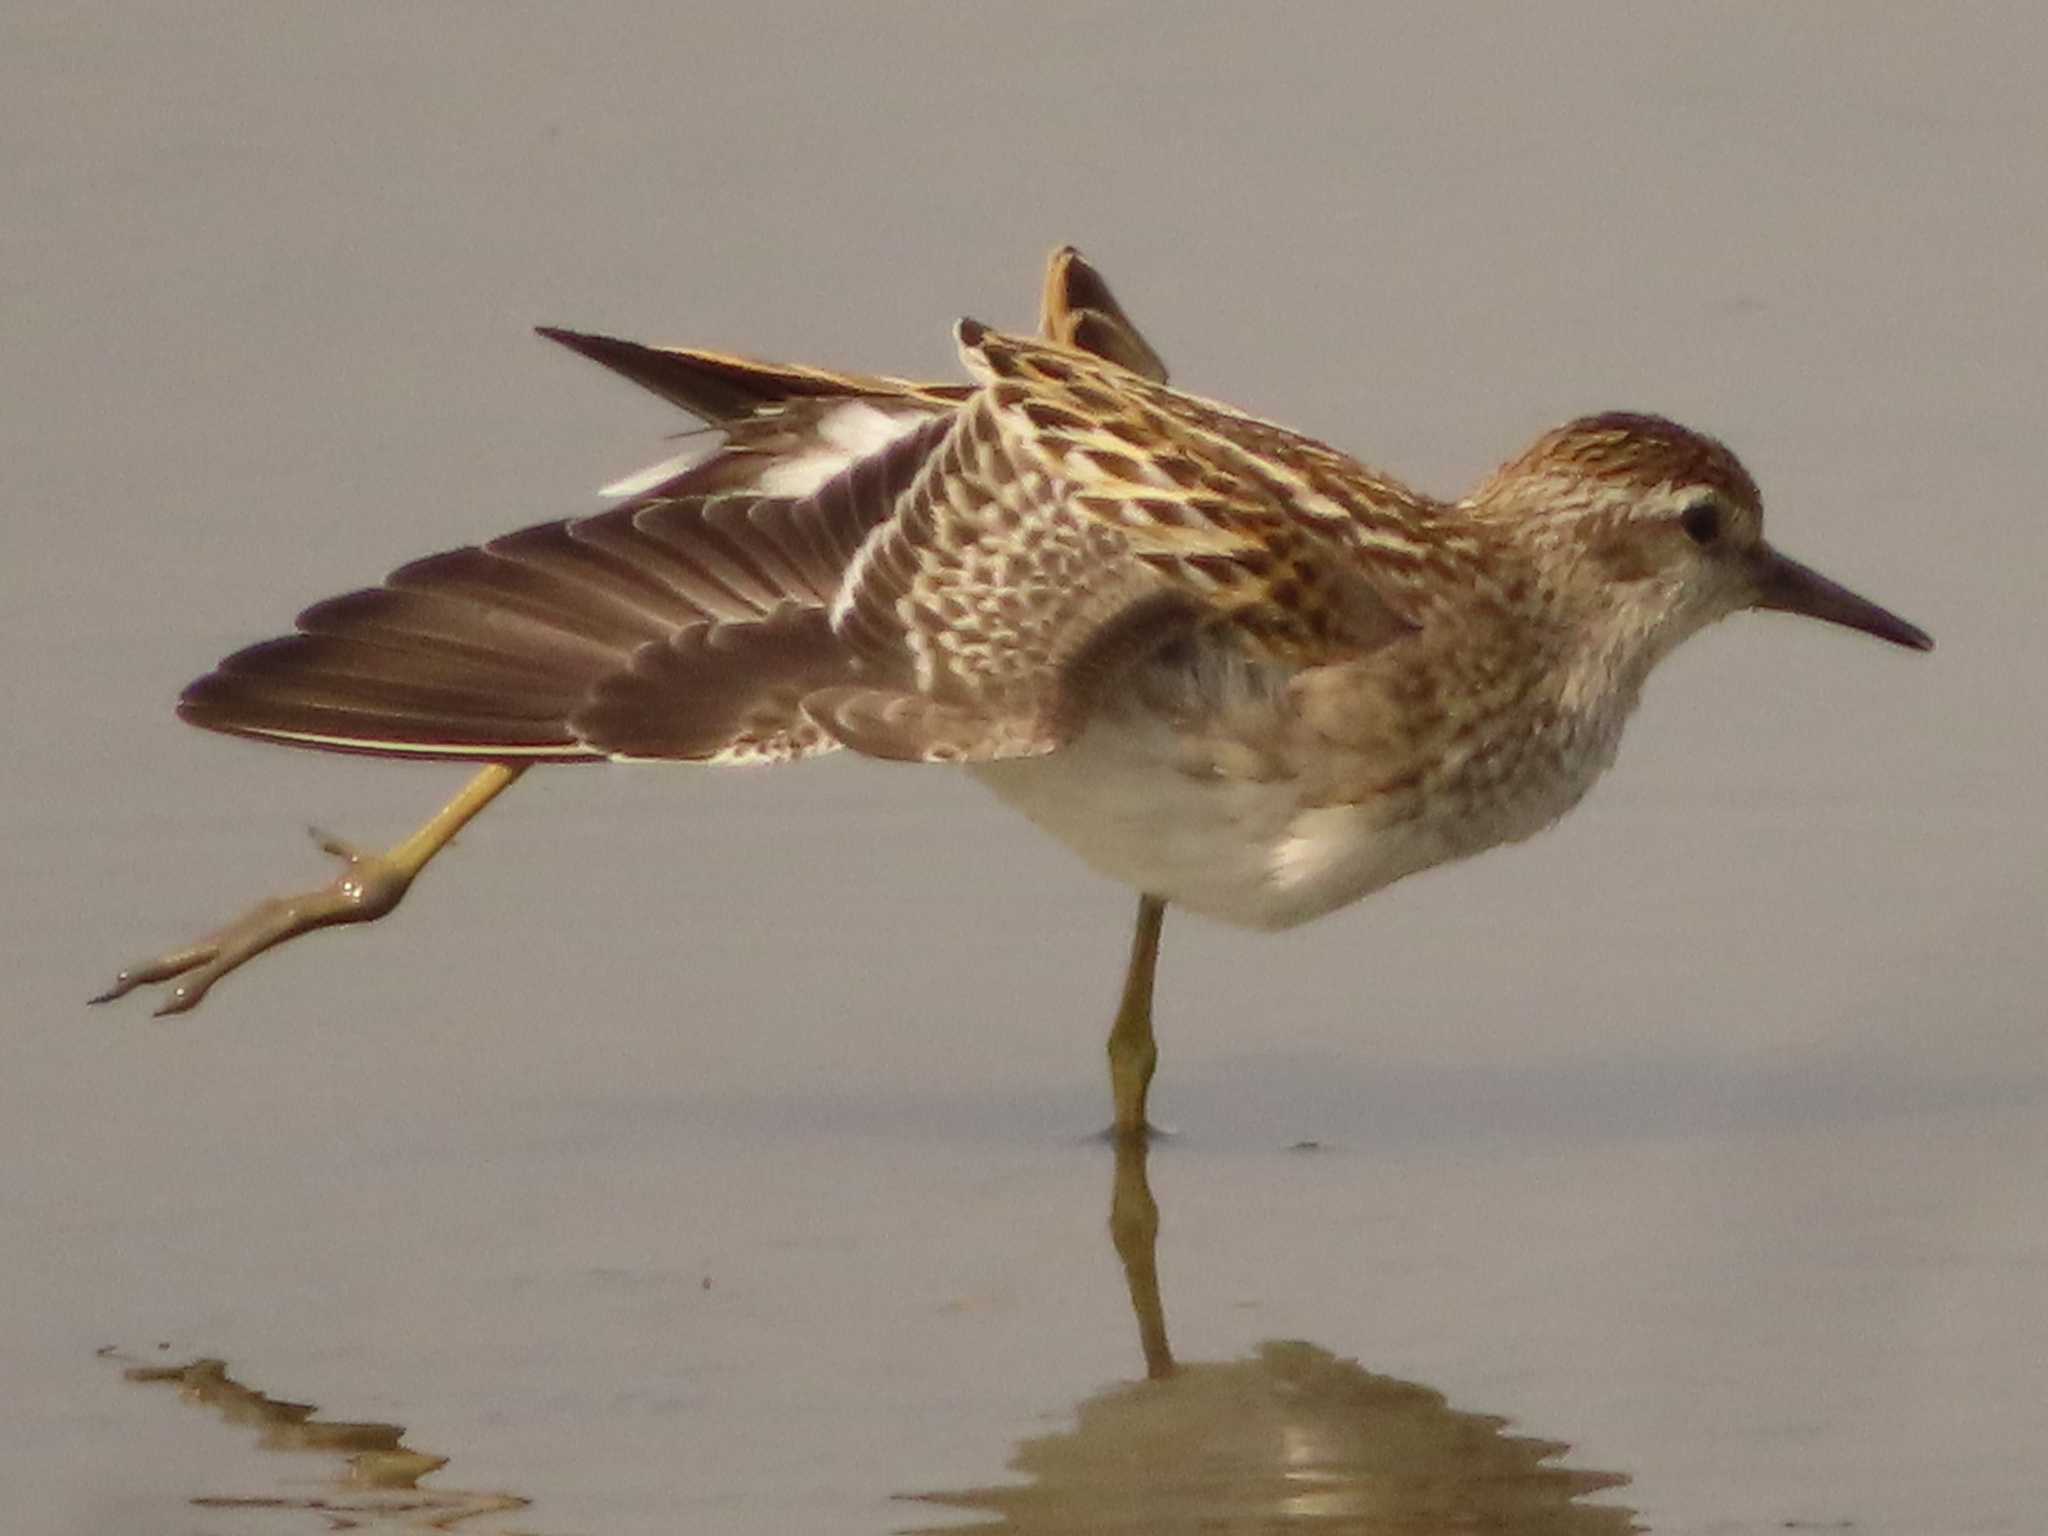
[
  {"left": 1107, "top": 1122, "right": 1176, "bottom": 1379},
  {"left": 1107, "top": 893, "right": 1167, "bottom": 1139},
  {"left": 92, "top": 763, "right": 526, "bottom": 1016}
]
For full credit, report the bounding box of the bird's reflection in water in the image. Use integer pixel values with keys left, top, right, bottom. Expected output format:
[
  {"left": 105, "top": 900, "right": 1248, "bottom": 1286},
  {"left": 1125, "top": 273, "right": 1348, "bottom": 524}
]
[
  {"left": 114, "top": 1353, "right": 532, "bottom": 1532},
  {"left": 903, "top": 1135, "right": 1635, "bottom": 1535},
  {"left": 117, "top": 1140, "right": 1633, "bottom": 1534}
]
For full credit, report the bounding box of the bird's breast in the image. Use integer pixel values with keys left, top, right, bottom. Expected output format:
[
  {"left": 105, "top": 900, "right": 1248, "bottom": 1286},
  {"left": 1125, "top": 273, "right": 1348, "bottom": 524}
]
[
  {"left": 969, "top": 703, "right": 1434, "bottom": 931},
  {"left": 969, "top": 656, "right": 1621, "bottom": 932}
]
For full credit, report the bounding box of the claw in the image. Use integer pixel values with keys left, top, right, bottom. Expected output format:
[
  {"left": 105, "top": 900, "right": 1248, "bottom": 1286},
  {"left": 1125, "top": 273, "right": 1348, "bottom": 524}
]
[
  {"left": 89, "top": 974, "right": 140, "bottom": 1006},
  {"left": 91, "top": 942, "right": 220, "bottom": 1005},
  {"left": 93, "top": 764, "right": 524, "bottom": 1016},
  {"left": 308, "top": 825, "right": 364, "bottom": 863},
  {"left": 154, "top": 979, "right": 211, "bottom": 1018}
]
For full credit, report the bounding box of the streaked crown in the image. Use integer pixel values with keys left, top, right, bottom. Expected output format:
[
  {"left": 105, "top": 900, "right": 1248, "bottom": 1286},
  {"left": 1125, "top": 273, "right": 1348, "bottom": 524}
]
[{"left": 1465, "top": 410, "right": 1927, "bottom": 662}]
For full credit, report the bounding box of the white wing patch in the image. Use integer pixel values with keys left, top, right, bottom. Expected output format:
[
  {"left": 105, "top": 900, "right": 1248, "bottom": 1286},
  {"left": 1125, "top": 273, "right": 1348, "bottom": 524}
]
[
  {"left": 755, "top": 400, "right": 935, "bottom": 496},
  {"left": 600, "top": 442, "right": 717, "bottom": 499},
  {"left": 600, "top": 399, "right": 936, "bottom": 502}
]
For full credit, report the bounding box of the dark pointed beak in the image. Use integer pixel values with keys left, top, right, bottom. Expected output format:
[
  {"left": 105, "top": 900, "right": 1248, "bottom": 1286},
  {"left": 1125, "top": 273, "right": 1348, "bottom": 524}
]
[{"left": 1747, "top": 545, "right": 1933, "bottom": 651}]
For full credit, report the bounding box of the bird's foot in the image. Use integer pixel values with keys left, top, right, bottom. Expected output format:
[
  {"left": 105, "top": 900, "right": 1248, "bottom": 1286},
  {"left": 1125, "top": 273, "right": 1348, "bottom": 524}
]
[{"left": 90, "top": 827, "right": 418, "bottom": 1016}]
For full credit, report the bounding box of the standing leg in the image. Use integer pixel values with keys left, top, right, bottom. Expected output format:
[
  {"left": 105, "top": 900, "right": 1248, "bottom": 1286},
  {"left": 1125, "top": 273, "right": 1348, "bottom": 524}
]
[
  {"left": 1106, "top": 893, "right": 1167, "bottom": 1139},
  {"left": 93, "top": 762, "right": 526, "bottom": 1016},
  {"left": 1107, "top": 1123, "right": 1176, "bottom": 1379}
]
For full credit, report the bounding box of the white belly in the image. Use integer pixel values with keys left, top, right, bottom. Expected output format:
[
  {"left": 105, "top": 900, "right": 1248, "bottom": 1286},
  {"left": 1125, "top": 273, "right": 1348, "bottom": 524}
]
[{"left": 970, "top": 713, "right": 1452, "bottom": 931}]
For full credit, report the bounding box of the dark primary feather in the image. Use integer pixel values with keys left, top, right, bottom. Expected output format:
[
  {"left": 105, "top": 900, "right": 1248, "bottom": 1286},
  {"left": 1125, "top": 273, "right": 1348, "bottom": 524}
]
[{"left": 178, "top": 413, "right": 955, "bottom": 761}]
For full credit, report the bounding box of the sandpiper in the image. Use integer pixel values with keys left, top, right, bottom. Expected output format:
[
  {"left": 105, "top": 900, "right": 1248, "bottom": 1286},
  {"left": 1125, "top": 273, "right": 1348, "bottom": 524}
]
[{"left": 96, "top": 247, "right": 1931, "bottom": 1136}]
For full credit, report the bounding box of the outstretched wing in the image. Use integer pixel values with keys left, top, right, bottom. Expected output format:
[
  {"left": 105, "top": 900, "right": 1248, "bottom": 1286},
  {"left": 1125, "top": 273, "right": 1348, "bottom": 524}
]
[
  {"left": 178, "top": 416, "right": 952, "bottom": 762},
  {"left": 177, "top": 248, "right": 1191, "bottom": 767},
  {"left": 797, "top": 324, "right": 1420, "bottom": 764}
]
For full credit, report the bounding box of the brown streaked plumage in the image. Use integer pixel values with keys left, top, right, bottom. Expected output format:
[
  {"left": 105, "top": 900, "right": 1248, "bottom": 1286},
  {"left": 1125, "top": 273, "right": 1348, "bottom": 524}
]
[{"left": 97, "top": 247, "right": 1931, "bottom": 1139}]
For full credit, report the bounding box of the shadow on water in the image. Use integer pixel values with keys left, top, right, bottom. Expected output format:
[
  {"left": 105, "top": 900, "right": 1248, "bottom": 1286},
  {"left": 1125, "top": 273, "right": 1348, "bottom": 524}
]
[
  {"left": 900, "top": 1135, "right": 1635, "bottom": 1534},
  {"left": 116, "top": 1140, "right": 1632, "bottom": 1534},
  {"left": 111, "top": 1351, "right": 535, "bottom": 1532}
]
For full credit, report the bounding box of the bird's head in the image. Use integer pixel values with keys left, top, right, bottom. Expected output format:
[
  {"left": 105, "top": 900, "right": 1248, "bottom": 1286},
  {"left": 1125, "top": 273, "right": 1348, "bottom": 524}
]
[{"left": 1466, "top": 413, "right": 1931, "bottom": 683}]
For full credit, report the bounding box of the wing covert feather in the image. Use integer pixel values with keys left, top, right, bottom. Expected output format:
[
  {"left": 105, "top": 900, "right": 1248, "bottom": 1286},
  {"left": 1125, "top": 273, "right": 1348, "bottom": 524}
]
[{"left": 795, "top": 324, "right": 1418, "bottom": 764}]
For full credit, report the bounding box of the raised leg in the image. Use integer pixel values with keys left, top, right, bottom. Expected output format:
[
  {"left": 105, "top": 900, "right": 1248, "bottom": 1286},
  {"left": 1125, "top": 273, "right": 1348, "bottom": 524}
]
[
  {"left": 92, "top": 763, "right": 526, "bottom": 1016},
  {"left": 1106, "top": 893, "right": 1167, "bottom": 1140}
]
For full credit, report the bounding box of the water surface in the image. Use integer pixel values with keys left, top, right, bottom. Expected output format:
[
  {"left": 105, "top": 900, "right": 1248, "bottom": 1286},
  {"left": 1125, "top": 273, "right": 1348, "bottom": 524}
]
[{"left": 5, "top": 6, "right": 2044, "bottom": 1533}]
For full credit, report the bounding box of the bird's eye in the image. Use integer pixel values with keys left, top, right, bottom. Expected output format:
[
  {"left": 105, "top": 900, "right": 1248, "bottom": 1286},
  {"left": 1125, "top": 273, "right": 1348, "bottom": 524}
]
[{"left": 1680, "top": 500, "right": 1723, "bottom": 546}]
